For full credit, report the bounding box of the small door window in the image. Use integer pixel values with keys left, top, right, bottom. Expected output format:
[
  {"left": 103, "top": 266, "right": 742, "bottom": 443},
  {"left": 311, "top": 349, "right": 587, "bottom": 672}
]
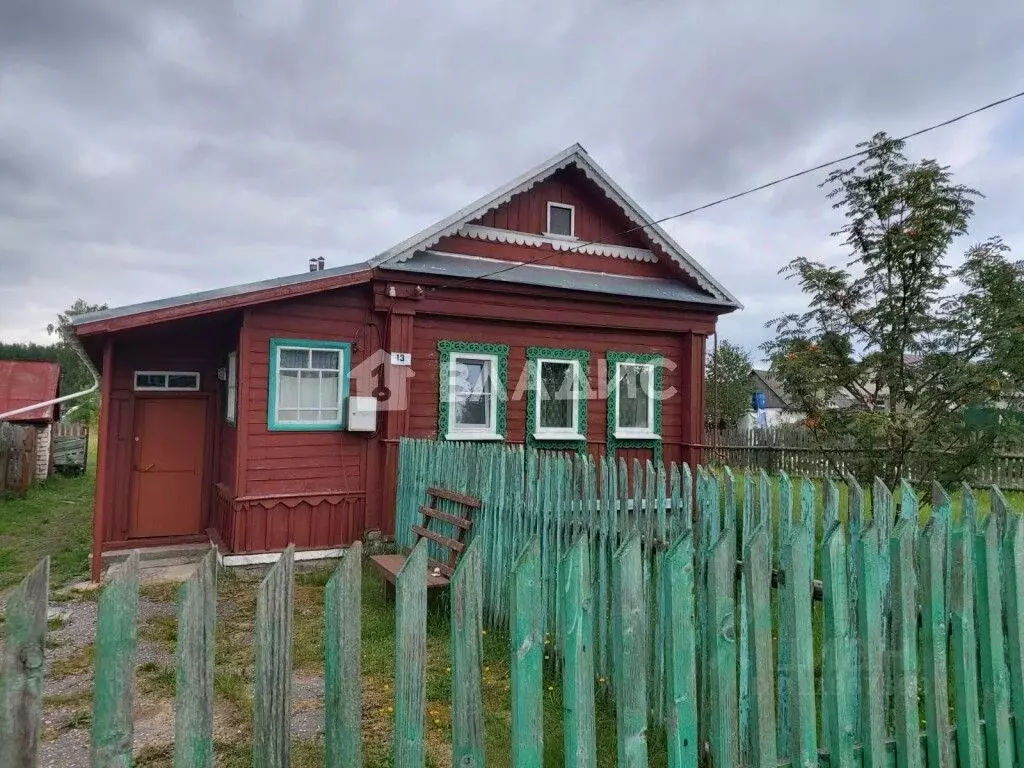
[{"left": 134, "top": 371, "right": 201, "bottom": 391}]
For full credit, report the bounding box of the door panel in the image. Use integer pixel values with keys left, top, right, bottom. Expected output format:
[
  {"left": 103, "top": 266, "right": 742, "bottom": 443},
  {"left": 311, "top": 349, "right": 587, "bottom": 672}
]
[{"left": 129, "top": 398, "right": 207, "bottom": 538}]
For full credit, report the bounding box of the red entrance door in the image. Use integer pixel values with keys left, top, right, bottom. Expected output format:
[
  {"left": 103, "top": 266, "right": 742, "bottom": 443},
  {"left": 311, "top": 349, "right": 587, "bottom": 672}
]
[{"left": 129, "top": 398, "right": 207, "bottom": 538}]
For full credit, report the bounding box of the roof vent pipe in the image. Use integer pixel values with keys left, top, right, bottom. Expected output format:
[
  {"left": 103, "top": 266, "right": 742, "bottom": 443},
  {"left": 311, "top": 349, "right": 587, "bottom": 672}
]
[
  {"left": 317, "top": 256, "right": 325, "bottom": 271},
  {"left": 308, "top": 257, "right": 318, "bottom": 273}
]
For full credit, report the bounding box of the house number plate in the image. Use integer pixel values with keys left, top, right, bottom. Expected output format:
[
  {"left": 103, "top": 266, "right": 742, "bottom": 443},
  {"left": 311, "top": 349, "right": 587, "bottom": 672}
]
[{"left": 390, "top": 352, "right": 412, "bottom": 366}]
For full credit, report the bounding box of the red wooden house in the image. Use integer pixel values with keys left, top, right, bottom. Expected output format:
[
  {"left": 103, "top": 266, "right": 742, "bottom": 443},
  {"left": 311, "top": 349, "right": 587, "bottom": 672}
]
[{"left": 73, "top": 144, "right": 739, "bottom": 573}]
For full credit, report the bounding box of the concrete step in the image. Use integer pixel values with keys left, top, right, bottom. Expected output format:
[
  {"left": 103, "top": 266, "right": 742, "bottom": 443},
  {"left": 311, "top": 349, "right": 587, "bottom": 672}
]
[{"left": 92, "top": 541, "right": 213, "bottom": 566}]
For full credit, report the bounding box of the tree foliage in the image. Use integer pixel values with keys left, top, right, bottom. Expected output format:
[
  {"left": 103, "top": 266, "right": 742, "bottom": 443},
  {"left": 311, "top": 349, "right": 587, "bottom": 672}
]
[
  {"left": 705, "top": 340, "right": 754, "bottom": 428},
  {"left": 763, "top": 133, "right": 1024, "bottom": 487}
]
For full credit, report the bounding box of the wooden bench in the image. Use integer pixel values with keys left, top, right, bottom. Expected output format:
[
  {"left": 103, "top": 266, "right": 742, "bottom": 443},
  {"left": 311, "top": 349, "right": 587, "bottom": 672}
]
[{"left": 368, "top": 485, "right": 480, "bottom": 588}]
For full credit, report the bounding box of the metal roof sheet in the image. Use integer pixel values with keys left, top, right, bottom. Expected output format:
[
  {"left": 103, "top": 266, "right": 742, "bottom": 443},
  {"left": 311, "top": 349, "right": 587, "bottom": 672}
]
[
  {"left": 0, "top": 360, "right": 61, "bottom": 422},
  {"left": 71, "top": 259, "right": 373, "bottom": 327},
  {"left": 385, "top": 251, "right": 732, "bottom": 307}
]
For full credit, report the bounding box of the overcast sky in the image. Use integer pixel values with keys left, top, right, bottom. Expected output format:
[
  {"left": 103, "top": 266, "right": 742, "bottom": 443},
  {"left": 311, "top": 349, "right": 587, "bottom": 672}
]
[{"left": 2, "top": 1, "right": 1023, "bottom": 361}]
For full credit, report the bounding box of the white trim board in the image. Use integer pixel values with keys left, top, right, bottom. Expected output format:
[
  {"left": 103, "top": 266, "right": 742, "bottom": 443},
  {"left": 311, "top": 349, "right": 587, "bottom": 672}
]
[{"left": 218, "top": 547, "right": 346, "bottom": 567}]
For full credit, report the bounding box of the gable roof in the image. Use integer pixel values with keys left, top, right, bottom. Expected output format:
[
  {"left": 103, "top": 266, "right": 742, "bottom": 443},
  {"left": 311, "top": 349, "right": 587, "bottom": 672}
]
[
  {"left": 0, "top": 361, "right": 61, "bottom": 422},
  {"left": 751, "top": 368, "right": 794, "bottom": 410},
  {"left": 73, "top": 143, "right": 739, "bottom": 335},
  {"left": 370, "top": 143, "right": 741, "bottom": 307}
]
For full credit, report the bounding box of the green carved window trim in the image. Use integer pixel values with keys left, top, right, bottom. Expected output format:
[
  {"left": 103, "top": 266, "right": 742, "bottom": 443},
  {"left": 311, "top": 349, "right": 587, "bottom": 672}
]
[
  {"left": 526, "top": 347, "right": 590, "bottom": 452},
  {"left": 438, "top": 340, "right": 509, "bottom": 441},
  {"left": 606, "top": 351, "right": 664, "bottom": 463}
]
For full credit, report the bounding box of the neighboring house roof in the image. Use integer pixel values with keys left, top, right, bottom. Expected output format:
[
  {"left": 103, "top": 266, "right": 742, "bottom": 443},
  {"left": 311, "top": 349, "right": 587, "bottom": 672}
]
[
  {"left": 0, "top": 360, "right": 61, "bottom": 422},
  {"left": 74, "top": 143, "right": 739, "bottom": 336},
  {"left": 751, "top": 369, "right": 795, "bottom": 410}
]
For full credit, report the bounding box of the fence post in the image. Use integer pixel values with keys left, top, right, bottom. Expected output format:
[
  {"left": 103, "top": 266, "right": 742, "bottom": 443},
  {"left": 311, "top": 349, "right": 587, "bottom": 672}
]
[
  {"left": 919, "top": 515, "right": 952, "bottom": 768},
  {"left": 705, "top": 525, "right": 737, "bottom": 767},
  {"left": 511, "top": 538, "right": 543, "bottom": 768},
  {"left": 325, "top": 542, "right": 362, "bottom": 768},
  {"left": 855, "top": 527, "right": 887, "bottom": 768},
  {"left": 452, "top": 540, "right": 486, "bottom": 768},
  {"left": 975, "top": 513, "right": 1014, "bottom": 766},
  {"left": 612, "top": 531, "right": 649, "bottom": 768},
  {"left": 561, "top": 535, "right": 596, "bottom": 767},
  {"left": 744, "top": 526, "right": 777, "bottom": 768},
  {"left": 253, "top": 546, "right": 294, "bottom": 768},
  {"left": 950, "top": 518, "right": 983, "bottom": 768},
  {"left": 890, "top": 521, "right": 922, "bottom": 768},
  {"left": 174, "top": 549, "right": 217, "bottom": 768},
  {"left": 92, "top": 551, "right": 140, "bottom": 768},
  {"left": 0, "top": 557, "right": 48, "bottom": 768},
  {"left": 394, "top": 539, "right": 428, "bottom": 768},
  {"left": 821, "top": 518, "right": 855, "bottom": 768},
  {"left": 780, "top": 517, "right": 816, "bottom": 766},
  {"left": 663, "top": 530, "right": 697, "bottom": 768},
  {"left": 1000, "top": 502, "right": 1024, "bottom": 766}
]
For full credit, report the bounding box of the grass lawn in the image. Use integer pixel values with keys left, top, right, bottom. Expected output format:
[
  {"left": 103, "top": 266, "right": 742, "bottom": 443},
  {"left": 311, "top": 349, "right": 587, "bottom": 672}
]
[{"left": 0, "top": 443, "right": 95, "bottom": 591}]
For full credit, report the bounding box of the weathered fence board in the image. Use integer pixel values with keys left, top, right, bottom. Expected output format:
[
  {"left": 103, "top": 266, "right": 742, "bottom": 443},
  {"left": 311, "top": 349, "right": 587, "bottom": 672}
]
[
  {"left": 511, "top": 538, "right": 543, "bottom": 768},
  {"left": 452, "top": 539, "right": 486, "bottom": 768},
  {"left": 325, "top": 542, "right": 362, "bottom": 768},
  {"left": 91, "top": 552, "right": 140, "bottom": 768},
  {"left": 0, "top": 558, "right": 49, "bottom": 768},
  {"left": 253, "top": 546, "right": 294, "bottom": 768},
  {"left": 612, "top": 532, "right": 649, "bottom": 767},
  {"left": 394, "top": 539, "right": 428, "bottom": 768},
  {"left": 174, "top": 549, "right": 217, "bottom": 768}
]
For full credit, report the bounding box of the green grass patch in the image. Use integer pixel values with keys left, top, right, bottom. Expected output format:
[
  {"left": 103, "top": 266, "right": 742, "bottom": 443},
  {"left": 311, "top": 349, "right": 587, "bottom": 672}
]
[
  {"left": 140, "top": 614, "right": 178, "bottom": 654},
  {"left": 50, "top": 643, "right": 94, "bottom": 679},
  {"left": 139, "top": 661, "right": 177, "bottom": 698}
]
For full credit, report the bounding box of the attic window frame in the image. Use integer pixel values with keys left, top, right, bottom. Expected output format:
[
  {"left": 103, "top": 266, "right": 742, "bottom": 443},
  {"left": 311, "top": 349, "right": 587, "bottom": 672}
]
[{"left": 544, "top": 202, "right": 576, "bottom": 239}]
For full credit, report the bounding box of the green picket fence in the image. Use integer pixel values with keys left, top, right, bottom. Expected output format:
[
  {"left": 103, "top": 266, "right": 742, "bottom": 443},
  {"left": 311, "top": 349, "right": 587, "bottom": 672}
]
[{"left": 4, "top": 454, "right": 1024, "bottom": 765}]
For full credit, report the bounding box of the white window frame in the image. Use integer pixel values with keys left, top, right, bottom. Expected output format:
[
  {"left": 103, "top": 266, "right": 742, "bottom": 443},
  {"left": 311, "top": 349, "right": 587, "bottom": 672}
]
[
  {"left": 133, "top": 371, "right": 201, "bottom": 392},
  {"left": 534, "top": 358, "right": 584, "bottom": 441},
  {"left": 226, "top": 352, "right": 238, "bottom": 424},
  {"left": 446, "top": 352, "right": 503, "bottom": 441},
  {"left": 544, "top": 202, "right": 576, "bottom": 239},
  {"left": 614, "top": 361, "right": 660, "bottom": 440},
  {"left": 271, "top": 344, "right": 346, "bottom": 429}
]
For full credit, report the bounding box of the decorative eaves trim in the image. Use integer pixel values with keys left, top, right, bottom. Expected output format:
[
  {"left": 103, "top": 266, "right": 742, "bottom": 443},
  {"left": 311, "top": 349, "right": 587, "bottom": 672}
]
[{"left": 458, "top": 224, "right": 659, "bottom": 263}]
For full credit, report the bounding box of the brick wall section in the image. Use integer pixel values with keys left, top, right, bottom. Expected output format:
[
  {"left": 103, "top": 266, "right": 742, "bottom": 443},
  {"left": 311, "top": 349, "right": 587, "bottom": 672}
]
[{"left": 34, "top": 423, "right": 51, "bottom": 482}]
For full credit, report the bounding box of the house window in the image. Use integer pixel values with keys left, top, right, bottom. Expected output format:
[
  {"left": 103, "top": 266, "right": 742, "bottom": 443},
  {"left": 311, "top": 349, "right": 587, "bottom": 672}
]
[
  {"left": 226, "top": 352, "right": 238, "bottom": 424},
  {"left": 545, "top": 202, "right": 575, "bottom": 238},
  {"left": 134, "top": 371, "right": 200, "bottom": 391},
  {"left": 438, "top": 341, "right": 508, "bottom": 441},
  {"left": 268, "top": 338, "right": 350, "bottom": 431},
  {"left": 534, "top": 358, "right": 584, "bottom": 439},
  {"left": 614, "top": 361, "right": 659, "bottom": 439}
]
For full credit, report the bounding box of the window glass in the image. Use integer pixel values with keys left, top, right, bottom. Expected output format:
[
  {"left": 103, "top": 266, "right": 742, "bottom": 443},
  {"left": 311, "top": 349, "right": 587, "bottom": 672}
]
[
  {"left": 226, "top": 352, "right": 238, "bottom": 423},
  {"left": 548, "top": 204, "right": 574, "bottom": 236},
  {"left": 452, "top": 357, "right": 492, "bottom": 429},
  {"left": 617, "top": 364, "right": 651, "bottom": 430},
  {"left": 135, "top": 373, "right": 165, "bottom": 389},
  {"left": 539, "top": 360, "right": 574, "bottom": 430},
  {"left": 274, "top": 345, "right": 344, "bottom": 425}
]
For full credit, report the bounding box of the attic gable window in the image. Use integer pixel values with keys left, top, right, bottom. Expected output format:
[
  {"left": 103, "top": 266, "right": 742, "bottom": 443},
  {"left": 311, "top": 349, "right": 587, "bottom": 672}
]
[{"left": 545, "top": 202, "right": 575, "bottom": 238}]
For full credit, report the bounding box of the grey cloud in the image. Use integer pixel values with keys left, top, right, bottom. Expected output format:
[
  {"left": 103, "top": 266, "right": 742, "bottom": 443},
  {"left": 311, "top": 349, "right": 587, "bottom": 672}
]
[{"left": 1, "top": 0, "right": 1023, "bottom": 347}]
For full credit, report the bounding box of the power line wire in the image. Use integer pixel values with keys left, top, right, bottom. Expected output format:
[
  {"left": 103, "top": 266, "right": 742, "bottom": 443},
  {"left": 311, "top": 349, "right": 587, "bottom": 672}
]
[{"left": 430, "top": 87, "right": 1024, "bottom": 291}]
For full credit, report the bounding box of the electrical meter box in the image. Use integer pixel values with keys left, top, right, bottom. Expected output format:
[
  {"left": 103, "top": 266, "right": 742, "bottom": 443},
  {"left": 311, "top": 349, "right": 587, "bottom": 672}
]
[{"left": 347, "top": 396, "right": 377, "bottom": 432}]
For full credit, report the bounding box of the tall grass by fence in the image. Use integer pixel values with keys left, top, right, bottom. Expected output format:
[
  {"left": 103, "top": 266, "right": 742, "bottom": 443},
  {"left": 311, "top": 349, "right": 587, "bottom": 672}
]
[{"left": 707, "top": 426, "right": 1024, "bottom": 488}]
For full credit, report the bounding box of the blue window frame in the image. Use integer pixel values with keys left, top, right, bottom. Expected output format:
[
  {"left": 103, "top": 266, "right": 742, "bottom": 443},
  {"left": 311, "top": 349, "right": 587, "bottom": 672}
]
[{"left": 267, "top": 338, "right": 351, "bottom": 431}]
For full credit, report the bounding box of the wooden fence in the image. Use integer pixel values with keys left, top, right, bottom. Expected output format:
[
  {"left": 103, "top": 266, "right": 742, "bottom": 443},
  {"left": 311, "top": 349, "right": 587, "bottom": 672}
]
[
  {"left": 707, "top": 426, "right": 1024, "bottom": 489},
  {"left": 52, "top": 422, "right": 88, "bottom": 475},
  {"left": 0, "top": 422, "right": 37, "bottom": 494},
  {"left": 5, "top": 466, "right": 1024, "bottom": 765}
]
